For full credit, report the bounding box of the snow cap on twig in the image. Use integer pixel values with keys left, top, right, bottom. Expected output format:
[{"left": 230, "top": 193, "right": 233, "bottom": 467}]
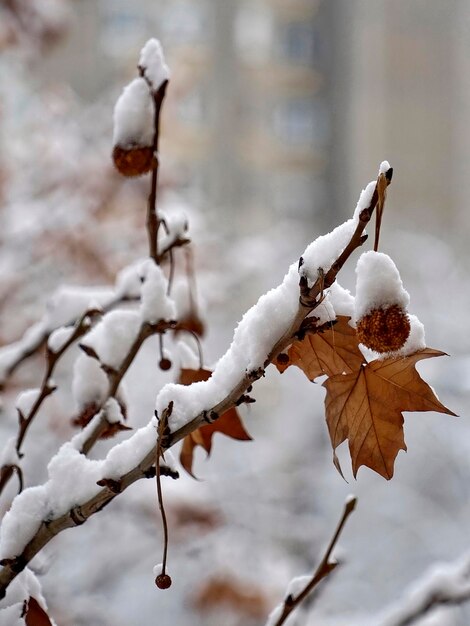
[{"left": 139, "top": 38, "right": 170, "bottom": 91}]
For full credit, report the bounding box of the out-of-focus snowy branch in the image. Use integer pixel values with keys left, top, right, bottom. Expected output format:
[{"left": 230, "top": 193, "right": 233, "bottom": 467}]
[
  {"left": 377, "top": 552, "right": 470, "bottom": 626},
  {"left": 0, "top": 310, "right": 97, "bottom": 498},
  {"left": 0, "top": 165, "right": 389, "bottom": 599},
  {"left": 0, "top": 235, "right": 188, "bottom": 391},
  {"left": 266, "top": 496, "right": 357, "bottom": 626}
]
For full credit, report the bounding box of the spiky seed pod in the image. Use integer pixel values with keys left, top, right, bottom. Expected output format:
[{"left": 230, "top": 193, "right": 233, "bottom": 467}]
[
  {"left": 356, "top": 304, "right": 410, "bottom": 353},
  {"left": 112, "top": 144, "right": 155, "bottom": 177}
]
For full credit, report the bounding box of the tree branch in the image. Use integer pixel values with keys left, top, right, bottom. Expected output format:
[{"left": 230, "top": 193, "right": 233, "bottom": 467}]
[
  {"left": 145, "top": 80, "right": 167, "bottom": 263},
  {"left": 0, "top": 311, "right": 97, "bottom": 498},
  {"left": 378, "top": 553, "right": 470, "bottom": 626},
  {"left": 270, "top": 496, "right": 357, "bottom": 626},
  {"left": 0, "top": 168, "right": 389, "bottom": 598},
  {"left": 0, "top": 229, "right": 188, "bottom": 389},
  {"left": 78, "top": 319, "right": 175, "bottom": 454}
]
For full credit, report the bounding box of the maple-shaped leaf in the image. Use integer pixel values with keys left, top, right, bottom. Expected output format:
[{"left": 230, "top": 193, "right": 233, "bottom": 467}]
[
  {"left": 324, "top": 348, "right": 456, "bottom": 480},
  {"left": 276, "top": 316, "right": 365, "bottom": 380},
  {"left": 178, "top": 368, "right": 252, "bottom": 477},
  {"left": 24, "top": 597, "right": 53, "bottom": 626}
]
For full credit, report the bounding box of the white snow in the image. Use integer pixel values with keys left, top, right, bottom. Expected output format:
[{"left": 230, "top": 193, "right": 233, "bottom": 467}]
[
  {"left": 379, "top": 160, "right": 391, "bottom": 174},
  {"left": 0, "top": 605, "right": 23, "bottom": 626},
  {"left": 0, "top": 445, "right": 102, "bottom": 559},
  {"left": 47, "top": 325, "right": 76, "bottom": 354},
  {"left": 379, "top": 552, "right": 470, "bottom": 626},
  {"left": 46, "top": 444, "right": 102, "bottom": 513},
  {"left": 139, "top": 260, "right": 176, "bottom": 323},
  {"left": 0, "top": 287, "right": 113, "bottom": 385},
  {"left": 139, "top": 38, "right": 170, "bottom": 91},
  {"left": 153, "top": 563, "right": 163, "bottom": 577},
  {"left": 159, "top": 210, "right": 188, "bottom": 252},
  {"left": 312, "top": 298, "right": 336, "bottom": 325},
  {"left": 177, "top": 340, "right": 201, "bottom": 370},
  {"left": 0, "top": 322, "right": 46, "bottom": 384},
  {"left": 104, "top": 397, "right": 124, "bottom": 424},
  {"left": 399, "top": 314, "right": 426, "bottom": 356},
  {"left": 15, "top": 388, "right": 40, "bottom": 417},
  {"left": 355, "top": 251, "right": 410, "bottom": 320},
  {"left": 113, "top": 77, "right": 154, "bottom": 148},
  {"left": 44, "top": 285, "right": 114, "bottom": 331},
  {"left": 0, "top": 567, "right": 52, "bottom": 625},
  {"left": 0, "top": 438, "right": 20, "bottom": 468},
  {"left": 101, "top": 421, "right": 157, "bottom": 480},
  {"left": 285, "top": 574, "right": 310, "bottom": 598},
  {"left": 72, "top": 353, "right": 109, "bottom": 410},
  {"left": 114, "top": 259, "right": 146, "bottom": 299},
  {"left": 82, "top": 310, "right": 141, "bottom": 369},
  {"left": 327, "top": 282, "right": 355, "bottom": 320},
  {"left": 265, "top": 604, "right": 283, "bottom": 626},
  {"left": 0, "top": 485, "right": 49, "bottom": 558},
  {"left": 300, "top": 180, "right": 376, "bottom": 288}
]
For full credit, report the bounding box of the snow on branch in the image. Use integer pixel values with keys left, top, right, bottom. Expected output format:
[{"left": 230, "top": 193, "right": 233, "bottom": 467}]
[
  {"left": 266, "top": 496, "right": 357, "bottom": 626},
  {"left": 377, "top": 552, "right": 470, "bottom": 626},
  {"left": 0, "top": 165, "right": 389, "bottom": 598}
]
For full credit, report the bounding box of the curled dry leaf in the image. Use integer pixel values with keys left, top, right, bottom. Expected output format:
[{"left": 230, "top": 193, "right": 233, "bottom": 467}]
[
  {"left": 178, "top": 368, "right": 252, "bottom": 477},
  {"left": 24, "top": 597, "right": 53, "bottom": 626},
  {"left": 324, "top": 348, "right": 457, "bottom": 480},
  {"left": 276, "top": 316, "right": 365, "bottom": 380}
]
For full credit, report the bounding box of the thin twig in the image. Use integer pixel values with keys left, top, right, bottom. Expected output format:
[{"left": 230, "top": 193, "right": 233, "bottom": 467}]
[
  {"left": 146, "top": 81, "right": 168, "bottom": 263},
  {"left": 374, "top": 171, "right": 388, "bottom": 252},
  {"left": 156, "top": 403, "right": 172, "bottom": 579},
  {"left": 272, "top": 497, "right": 357, "bottom": 626},
  {"left": 0, "top": 311, "right": 96, "bottom": 498}
]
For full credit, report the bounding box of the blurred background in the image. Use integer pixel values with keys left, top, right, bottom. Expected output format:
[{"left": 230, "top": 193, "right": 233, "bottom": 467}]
[{"left": 1, "top": 1, "right": 470, "bottom": 624}]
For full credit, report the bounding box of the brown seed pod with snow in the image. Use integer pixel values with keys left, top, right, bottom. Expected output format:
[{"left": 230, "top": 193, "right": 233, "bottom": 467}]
[
  {"left": 357, "top": 304, "right": 410, "bottom": 353},
  {"left": 112, "top": 77, "right": 155, "bottom": 178},
  {"left": 112, "top": 144, "right": 155, "bottom": 177},
  {"left": 355, "top": 251, "right": 411, "bottom": 354}
]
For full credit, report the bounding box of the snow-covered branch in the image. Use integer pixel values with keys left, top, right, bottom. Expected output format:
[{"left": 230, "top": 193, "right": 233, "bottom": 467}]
[
  {"left": 0, "top": 166, "right": 389, "bottom": 599},
  {"left": 267, "top": 496, "right": 357, "bottom": 626},
  {"left": 0, "top": 311, "right": 97, "bottom": 498},
  {"left": 377, "top": 552, "right": 470, "bottom": 626}
]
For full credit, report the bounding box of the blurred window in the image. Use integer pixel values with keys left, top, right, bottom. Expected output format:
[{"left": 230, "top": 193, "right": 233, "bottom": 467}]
[
  {"left": 278, "top": 20, "right": 321, "bottom": 66},
  {"left": 272, "top": 98, "right": 329, "bottom": 146},
  {"left": 177, "top": 88, "right": 207, "bottom": 126},
  {"left": 100, "top": 1, "right": 148, "bottom": 57},
  {"left": 161, "top": 1, "right": 208, "bottom": 45},
  {"left": 271, "top": 173, "right": 324, "bottom": 217}
]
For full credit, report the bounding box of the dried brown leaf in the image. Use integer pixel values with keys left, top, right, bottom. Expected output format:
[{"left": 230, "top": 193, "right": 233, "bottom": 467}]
[
  {"left": 324, "top": 348, "right": 456, "bottom": 479},
  {"left": 24, "top": 597, "right": 53, "bottom": 626},
  {"left": 192, "top": 575, "right": 269, "bottom": 619},
  {"left": 276, "top": 316, "right": 365, "bottom": 380},
  {"left": 178, "top": 369, "right": 252, "bottom": 476}
]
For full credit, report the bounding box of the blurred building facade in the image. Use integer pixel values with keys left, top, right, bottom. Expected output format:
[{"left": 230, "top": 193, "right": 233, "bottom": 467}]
[
  {"left": 347, "top": 0, "right": 470, "bottom": 242},
  {"left": 40, "top": 0, "right": 343, "bottom": 233},
  {"left": 38, "top": 0, "right": 470, "bottom": 241}
]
